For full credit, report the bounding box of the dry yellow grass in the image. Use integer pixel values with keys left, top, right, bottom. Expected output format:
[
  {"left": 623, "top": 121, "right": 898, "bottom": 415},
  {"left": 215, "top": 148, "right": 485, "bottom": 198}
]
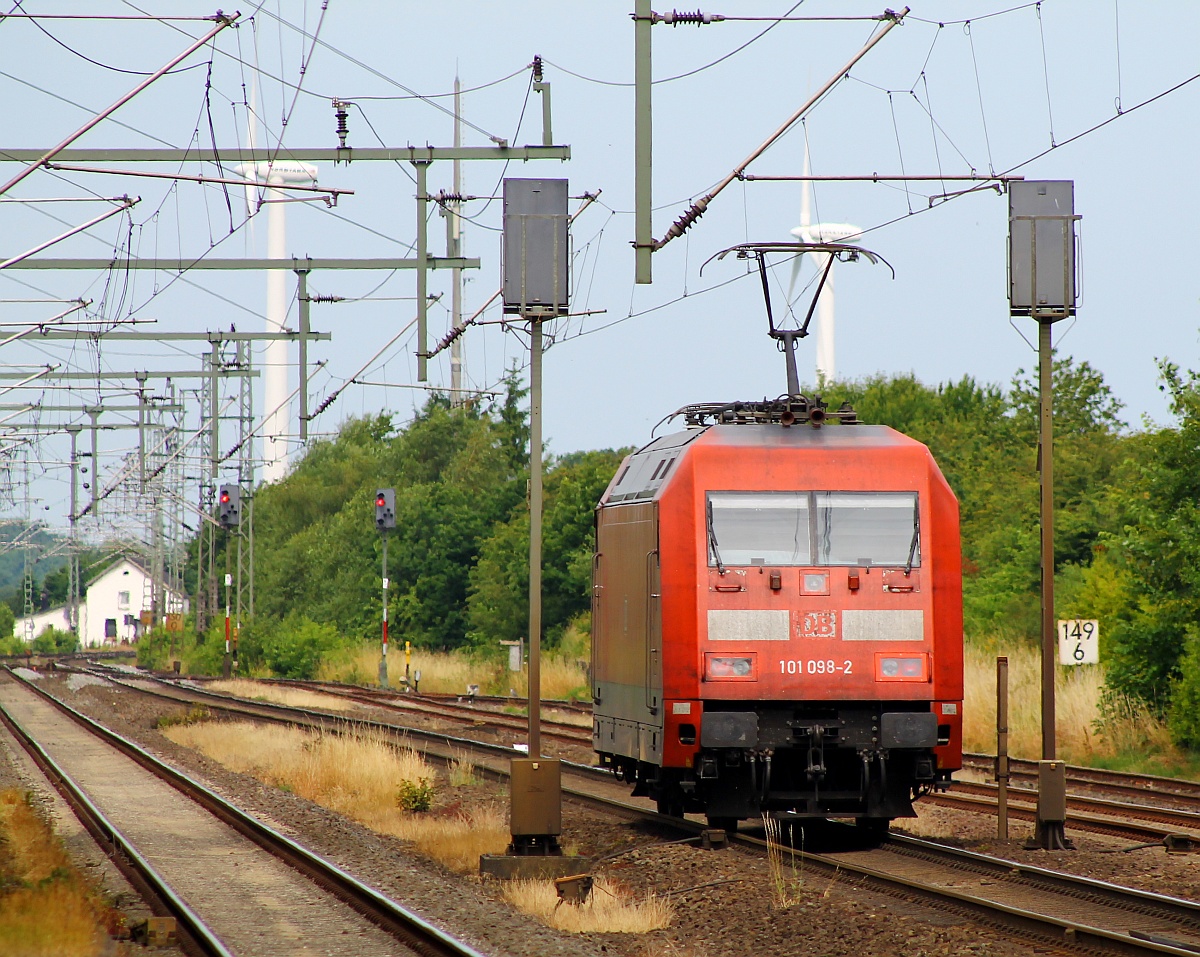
[
  {"left": 762, "top": 815, "right": 805, "bottom": 907},
  {"left": 0, "top": 789, "right": 116, "bottom": 956},
  {"left": 502, "top": 655, "right": 590, "bottom": 702},
  {"left": 962, "top": 643, "right": 1175, "bottom": 763},
  {"left": 161, "top": 721, "right": 509, "bottom": 872},
  {"left": 207, "top": 678, "right": 354, "bottom": 712},
  {"left": 319, "top": 644, "right": 589, "bottom": 701},
  {"left": 501, "top": 878, "right": 672, "bottom": 933}
]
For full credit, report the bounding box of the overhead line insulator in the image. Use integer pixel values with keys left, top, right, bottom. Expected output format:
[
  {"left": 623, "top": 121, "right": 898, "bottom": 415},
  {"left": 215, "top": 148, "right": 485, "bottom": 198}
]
[{"left": 652, "top": 9, "right": 724, "bottom": 25}]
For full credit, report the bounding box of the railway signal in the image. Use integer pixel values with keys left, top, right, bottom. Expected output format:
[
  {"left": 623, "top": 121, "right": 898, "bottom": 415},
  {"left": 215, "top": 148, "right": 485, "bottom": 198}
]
[
  {"left": 375, "top": 489, "right": 395, "bottom": 689},
  {"left": 218, "top": 484, "right": 241, "bottom": 527},
  {"left": 374, "top": 488, "right": 395, "bottom": 530}
]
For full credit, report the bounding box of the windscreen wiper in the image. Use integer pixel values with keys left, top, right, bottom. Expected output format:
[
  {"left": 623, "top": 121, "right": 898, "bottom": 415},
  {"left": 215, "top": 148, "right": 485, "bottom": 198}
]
[
  {"left": 904, "top": 500, "right": 920, "bottom": 576},
  {"left": 706, "top": 498, "right": 726, "bottom": 575}
]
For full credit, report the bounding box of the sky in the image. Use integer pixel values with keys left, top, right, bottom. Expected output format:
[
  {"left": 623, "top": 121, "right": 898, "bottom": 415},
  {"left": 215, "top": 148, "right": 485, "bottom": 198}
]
[{"left": 1, "top": 1, "right": 1197, "bottom": 544}]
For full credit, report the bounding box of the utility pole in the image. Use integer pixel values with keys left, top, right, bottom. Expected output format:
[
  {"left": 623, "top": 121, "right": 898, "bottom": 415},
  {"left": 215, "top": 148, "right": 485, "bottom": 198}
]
[
  {"left": 448, "top": 78, "right": 464, "bottom": 403},
  {"left": 66, "top": 425, "right": 81, "bottom": 635},
  {"left": 1008, "top": 180, "right": 1080, "bottom": 851},
  {"left": 480, "top": 178, "right": 582, "bottom": 884}
]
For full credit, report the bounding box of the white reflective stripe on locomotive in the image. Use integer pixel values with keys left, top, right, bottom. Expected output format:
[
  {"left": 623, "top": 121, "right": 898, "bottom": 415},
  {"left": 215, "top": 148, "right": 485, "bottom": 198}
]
[{"left": 707, "top": 609, "right": 790, "bottom": 640}]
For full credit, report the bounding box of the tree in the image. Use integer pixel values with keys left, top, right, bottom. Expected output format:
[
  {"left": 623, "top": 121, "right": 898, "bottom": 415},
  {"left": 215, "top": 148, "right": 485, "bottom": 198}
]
[
  {"left": 250, "top": 382, "right": 531, "bottom": 649},
  {"left": 827, "top": 359, "right": 1128, "bottom": 642},
  {"left": 1102, "top": 360, "right": 1200, "bottom": 715},
  {"left": 467, "top": 448, "right": 628, "bottom": 649},
  {"left": 0, "top": 603, "right": 14, "bottom": 644}
]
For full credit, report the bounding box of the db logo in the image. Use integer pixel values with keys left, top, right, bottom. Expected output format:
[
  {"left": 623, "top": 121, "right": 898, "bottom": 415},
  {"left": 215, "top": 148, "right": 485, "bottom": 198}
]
[{"left": 798, "top": 610, "right": 837, "bottom": 639}]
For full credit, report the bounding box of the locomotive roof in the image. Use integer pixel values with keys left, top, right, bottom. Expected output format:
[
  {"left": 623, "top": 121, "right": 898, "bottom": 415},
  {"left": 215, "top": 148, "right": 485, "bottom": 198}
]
[
  {"left": 639, "top": 423, "right": 919, "bottom": 453},
  {"left": 603, "top": 423, "right": 928, "bottom": 505}
]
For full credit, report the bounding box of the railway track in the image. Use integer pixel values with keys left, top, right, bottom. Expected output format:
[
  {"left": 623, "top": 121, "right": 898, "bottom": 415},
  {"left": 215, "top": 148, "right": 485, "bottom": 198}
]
[
  {"left": 79, "top": 663, "right": 1200, "bottom": 848},
  {"left": 50, "top": 664, "right": 1200, "bottom": 956},
  {"left": 0, "top": 668, "right": 489, "bottom": 957},
  {"left": 964, "top": 753, "right": 1200, "bottom": 811},
  {"left": 258, "top": 677, "right": 593, "bottom": 744}
]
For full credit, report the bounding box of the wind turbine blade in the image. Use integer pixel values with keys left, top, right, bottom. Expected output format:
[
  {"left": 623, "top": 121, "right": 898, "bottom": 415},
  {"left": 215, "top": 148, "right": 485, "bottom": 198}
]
[{"left": 244, "top": 73, "right": 260, "bottom": 220}]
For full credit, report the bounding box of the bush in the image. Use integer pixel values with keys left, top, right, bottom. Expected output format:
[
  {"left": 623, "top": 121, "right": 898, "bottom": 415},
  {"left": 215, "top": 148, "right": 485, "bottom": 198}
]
[
  {"left": 32, "top": 627, "right": 78, "bottom": 655},
  {"left": 260, "top": 614, "right": 340, "bottom": 679},
  {"left": 0, "top": 603, "right": 14, "bottom": 645},
  {"left": 1168, "top": 628, "right": 1200, "bottom": 747},
  {"left": 396, "top": 777, "right": 435, "bottom": 812}
]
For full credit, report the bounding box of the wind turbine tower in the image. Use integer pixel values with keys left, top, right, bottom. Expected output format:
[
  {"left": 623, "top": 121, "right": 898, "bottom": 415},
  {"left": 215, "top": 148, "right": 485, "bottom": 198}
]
[
  {"left": 235, "top": 158, "right": 318, "bottom": 484},
  {"left": 789, "top": 152, "right": 860, "bottom": 386}
]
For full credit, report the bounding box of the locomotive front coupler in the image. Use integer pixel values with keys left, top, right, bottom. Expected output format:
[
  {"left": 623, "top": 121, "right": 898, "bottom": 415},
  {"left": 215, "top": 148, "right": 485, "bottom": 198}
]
[{"left": 805, "top": 724, "right": 828, "bottom": 782}]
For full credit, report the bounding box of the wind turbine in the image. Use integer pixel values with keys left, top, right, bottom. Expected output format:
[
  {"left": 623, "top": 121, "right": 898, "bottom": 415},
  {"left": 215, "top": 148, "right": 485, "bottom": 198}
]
[{"left": 788, "top": 147, "right": 860, "bottom": 386}]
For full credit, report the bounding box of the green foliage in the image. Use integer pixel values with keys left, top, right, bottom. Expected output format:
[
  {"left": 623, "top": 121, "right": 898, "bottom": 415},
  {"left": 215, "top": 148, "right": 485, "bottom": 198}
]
[
  {"left": 184, "top": 353, "right": 1200, "bottom": 738},
  {"left": 826, "top": 358, "right": 1127, "bottom": 643},
  {"left": 0, "top": 603, "right": 14, "bottom": 645},
  {"left": 396, "top": 777, "right": 435, "bottom": 812},
  {"left": 1101, "top": 360, "right": 1200, "bottom": 712},
  {"left": 1168, "top": 629, "right": 1200, "bottom": 747},
  {"left": 32, "top": 627, "right": 77, "bottom": 655},
  {"left": 260, "top": 614, "right": 340, "bottom": 679},
  {"left": 251, "top": 383, "right": 530, "bottom": 650},
  {"left": 466, "top": 448, "right": 627, "bottom": 650}
]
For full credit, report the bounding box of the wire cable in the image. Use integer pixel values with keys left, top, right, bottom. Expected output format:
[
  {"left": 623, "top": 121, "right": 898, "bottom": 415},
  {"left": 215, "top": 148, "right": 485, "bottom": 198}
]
[
  {"left": 543, "top": 0, "right": 807, "bottom": 88},
  {"left": 965, "top": 20, "right": 996, "bottom": 178},
  {"left": 1036, "top": 2, "right": 1056, "bottom": 147},
  {"left": 9, "top": 2, "right": 212, "bottom": 77}
]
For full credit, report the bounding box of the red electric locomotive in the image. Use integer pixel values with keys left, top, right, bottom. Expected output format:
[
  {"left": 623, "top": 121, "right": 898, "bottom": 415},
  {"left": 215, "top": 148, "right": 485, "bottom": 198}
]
[{"left": 591, "top": 368, "right": 963, "bottom": 838}]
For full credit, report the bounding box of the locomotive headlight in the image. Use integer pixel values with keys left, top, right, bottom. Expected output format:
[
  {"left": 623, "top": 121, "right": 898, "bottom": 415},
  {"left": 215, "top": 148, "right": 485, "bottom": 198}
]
[
  {"left": 705, "top": 655, "right": 756, "bottom": 680},
  {"left": 876, "top": 655, "right": 928, "bottom": 681}
]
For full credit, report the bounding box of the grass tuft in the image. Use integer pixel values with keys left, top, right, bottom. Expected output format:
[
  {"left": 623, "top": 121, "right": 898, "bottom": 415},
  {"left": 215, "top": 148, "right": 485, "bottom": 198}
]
[
  {"left": 762, "top": 815, "right": 804, "bottom": 907},
  {"left": 447, "top": 750, "right": 479, "bottom": 787},
  {"left": 155, "top": 703, "right": 210, "bottom": 729},
  {"left": 501, "top": 878, "right": 672, "bottom": 933}
]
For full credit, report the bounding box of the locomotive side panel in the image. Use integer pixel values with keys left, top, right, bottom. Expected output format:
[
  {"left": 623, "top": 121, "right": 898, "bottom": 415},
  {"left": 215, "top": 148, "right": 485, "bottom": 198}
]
[{"left": 592, "top": 501, "right": 663, "bottom": 766}]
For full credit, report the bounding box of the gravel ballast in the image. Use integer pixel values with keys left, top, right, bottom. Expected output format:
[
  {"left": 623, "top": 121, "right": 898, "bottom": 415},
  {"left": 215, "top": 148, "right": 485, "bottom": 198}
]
[{"left": 14, "top": 669, "right": 1200, "bottom": 957}]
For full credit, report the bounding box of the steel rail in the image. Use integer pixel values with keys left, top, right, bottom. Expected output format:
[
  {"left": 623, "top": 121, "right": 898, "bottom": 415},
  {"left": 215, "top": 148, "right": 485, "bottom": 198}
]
[
  {"left": 964, "top": 753, "right": 1200, "bottom": 805},
  {"left": 950, "top": 779, "right": 1200, "bottom": 836},
  {"left": 930, "top": 788, "right": 1200, "bottom": 846},
  {"left": 6, "top": 669, "right": 490, "bottom": 957},
  {"left": 0, "top": 687, "right": 234, "bottom": 957},
  {"left": 803, "top": 833, "right": 1200, "bottom": 957},
  {"left": 91, "top": 664, "right": 594, "bottom": 744},
  {"left": 273, "top": 678, "right": 593, "bottom": 741}
]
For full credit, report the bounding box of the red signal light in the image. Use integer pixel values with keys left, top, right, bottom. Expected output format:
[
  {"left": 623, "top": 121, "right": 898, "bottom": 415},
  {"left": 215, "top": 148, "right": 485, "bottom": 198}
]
[
  {"left": 220, "top": 492, "right": 230, "bottom": 504},
  {"left": 376, "top": 495, "right": 386, "bottom": 507}
]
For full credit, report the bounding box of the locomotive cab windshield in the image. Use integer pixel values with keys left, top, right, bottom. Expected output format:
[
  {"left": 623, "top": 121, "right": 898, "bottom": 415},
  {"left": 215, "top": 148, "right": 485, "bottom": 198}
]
[{"left": 706, "top": 490, "right": 920, "bottom": 568}]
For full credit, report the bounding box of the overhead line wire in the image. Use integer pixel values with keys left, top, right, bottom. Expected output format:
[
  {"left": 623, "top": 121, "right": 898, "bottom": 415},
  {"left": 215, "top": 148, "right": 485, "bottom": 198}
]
[
  {"left": 543, "top": 0, "right": 807, "bottom": 88},
  {"left": 9, "top": 3, "right": 212, "bottom": 77}
]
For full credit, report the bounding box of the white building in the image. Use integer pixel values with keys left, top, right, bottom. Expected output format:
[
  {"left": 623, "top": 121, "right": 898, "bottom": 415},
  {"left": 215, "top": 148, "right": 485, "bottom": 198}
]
[
  {"left": 14, "top": 605, "right": 71, "bottom": 642},
  {"left": 12, "top": 557, "right": 188, "bottom": 648}
]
